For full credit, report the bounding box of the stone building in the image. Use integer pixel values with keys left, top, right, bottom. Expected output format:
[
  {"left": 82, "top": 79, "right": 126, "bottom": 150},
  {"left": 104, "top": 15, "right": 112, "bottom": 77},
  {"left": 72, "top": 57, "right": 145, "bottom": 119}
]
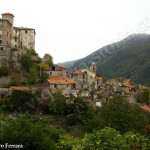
[
  {"left": 12, "top": 27, "right": 35, "bottom": 49},
  {"left": 90, "top": 62, "right": 96, "bottom": 74},
  {"left": 0, "top": 13, "right": 35, "bottom": 50},
  {"left": 45, "top": 64, "right": 67, "bottom": 78},
  {"left": 0, "top": 13, "right": 13, "bottom": 49}
]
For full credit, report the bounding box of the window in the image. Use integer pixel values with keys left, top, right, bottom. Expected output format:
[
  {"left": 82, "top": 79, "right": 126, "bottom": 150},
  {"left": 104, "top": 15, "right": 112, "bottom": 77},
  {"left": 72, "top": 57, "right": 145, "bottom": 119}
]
[
  {"left": 0, "top": 22, "right": 2, "bottom": 26},
  {"left": 50, "top": 72, "right": 52, "bottom": 76},
  {"left": 0, "top": 40, "right": 2, "bottom": 44},
  {"left": 25, "top": 31, "right": 27, "bottom": 34},
  {"left": 15, "top": 37, "right": 17, "bottom": 42},
  {"left": 0, "top": 47, "right": 3, "bottom": 51},
  {"left": 7, "top": 32, "right": 8, "bottom": 37},
  {"left": 0, "top": 30, "right": 2, "bottom": 35},
  {"left": 52, "top": 66, "right": 55, "bottom": 70}
]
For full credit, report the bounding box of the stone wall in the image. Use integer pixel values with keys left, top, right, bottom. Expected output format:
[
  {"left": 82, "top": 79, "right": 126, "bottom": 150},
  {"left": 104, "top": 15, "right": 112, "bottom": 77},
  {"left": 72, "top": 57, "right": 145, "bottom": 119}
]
[
  {"left": 0, "top": 76, "right": 10, "bottom": 87},
  {"left": 0, "top": 20, "right": 12, "bottom": 47},
  {"left": 12, "top": 28, "right": 35, "bottom": 50}
]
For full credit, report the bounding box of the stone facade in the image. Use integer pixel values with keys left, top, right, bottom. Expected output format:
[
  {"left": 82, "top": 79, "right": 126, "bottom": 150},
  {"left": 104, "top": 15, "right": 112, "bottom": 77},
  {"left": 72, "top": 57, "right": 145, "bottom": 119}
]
[
  {"left": 12, "top": 27, "right": 35, "bottom": 49},
  {"left": 0, "top": 18, "right": 12, "bottom": 48},
  {"left": 45, "top": 65, "right": 67, "bottom": 78},
  {"left": 0, "top": 13, "right": 35, "bottom": 50}
]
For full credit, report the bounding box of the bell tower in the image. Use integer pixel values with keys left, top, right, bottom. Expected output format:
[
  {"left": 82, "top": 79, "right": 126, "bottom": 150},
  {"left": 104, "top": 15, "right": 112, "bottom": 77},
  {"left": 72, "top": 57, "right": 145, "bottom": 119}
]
[
  {"left": 90, "top": 62, "right": 96, "bottom": 74},
  {"left": 1, "top": 13, "right": 14, "bottom": 26}
]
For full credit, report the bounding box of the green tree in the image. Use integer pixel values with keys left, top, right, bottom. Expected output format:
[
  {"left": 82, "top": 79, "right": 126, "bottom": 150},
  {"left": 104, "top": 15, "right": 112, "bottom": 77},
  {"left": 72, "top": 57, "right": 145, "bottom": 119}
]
[
  {"left": 10, "top": 89, "right": 38, "bottom": 113},
  {"left": 86, "top": 96, "right": 150, "bottom": 134},
  {"left": 9, "top": 72, "right": 22, "bottom": 86},
  {"left": 39, "top": 71, "right": 49, "bottom": 83},
  {"left": 72, "top": 127, "right": 148, "bottom": 150},
  {"left": 28, "top": 67, "right": 39, "bottom": 84},
  {"left": 21, "top": 53, "right": 33, "bottom": 71},
  {"left": 38, "top": 62, "right": 49, "bottom": 71},
  {"left": 43, "top": 53, "right": 53, "bottom": 66},
  {"left": 48, "top": 89, "right": 66, "bottom": 115},
  {"left": 0, "top": 115, "right": 59, "bottom": 150},
  {"left": 66, "top": 97, "right": 94, "bottom": 125},
  {"left": 142, "top": 89, "right": 150, "bottom": 105},
  {"left": 0, "top": 66, "right": 8, "bottom": 77}
]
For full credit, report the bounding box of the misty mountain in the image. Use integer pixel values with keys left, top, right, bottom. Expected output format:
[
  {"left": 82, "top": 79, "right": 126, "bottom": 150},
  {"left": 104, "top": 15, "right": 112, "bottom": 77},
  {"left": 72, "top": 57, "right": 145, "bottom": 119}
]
[{"left": 59, "top": 34, "right": 150, "bottom": 86}]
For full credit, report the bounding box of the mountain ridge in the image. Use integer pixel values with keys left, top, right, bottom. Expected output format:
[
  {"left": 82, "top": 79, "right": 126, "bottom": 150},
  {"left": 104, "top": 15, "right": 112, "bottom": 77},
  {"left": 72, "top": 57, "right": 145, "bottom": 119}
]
[{"left": 58, "top": 34, "right": 150, "bottom": 86}]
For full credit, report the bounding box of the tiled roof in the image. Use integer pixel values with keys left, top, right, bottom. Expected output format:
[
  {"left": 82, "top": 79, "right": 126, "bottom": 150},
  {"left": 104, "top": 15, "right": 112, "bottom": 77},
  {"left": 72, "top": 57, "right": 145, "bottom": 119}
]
[
  {"left": 2, "top": 13, "right": 14, "bottom": 17},
  {"left": 141, "top": 105, "right": 150, "bottom": 113},
  {"left": 31, "top": 85, "right": 49, "bottom": 88},
  {"left": 126, "top": 79, "right": 131, "bottom": 82},
  {"left": 12, "top": 86, "right": 31, "bottom": 91},
  {"left": 123, "top": 84, "right": 134, "bottom": 88},
  {"left": 101, "top": 94, "right": 110, "bottom": 98},
  {"left": 48, "top": 76, "right": 77, "bottom": 85},
  {"left": 96, "top": 76, "right": 103, "bottom": 80},
  {"left": 11, "top": 48, "right": 17, "bottom": 51},
  {"left": 70, "top": 70, "right": 84, "bottom": 74},
  {"left": 66, "top": 78, "right": 78, "bottom": 84},
  {"left": 56, "top": 65, "right": 66, "bottom": 69}
]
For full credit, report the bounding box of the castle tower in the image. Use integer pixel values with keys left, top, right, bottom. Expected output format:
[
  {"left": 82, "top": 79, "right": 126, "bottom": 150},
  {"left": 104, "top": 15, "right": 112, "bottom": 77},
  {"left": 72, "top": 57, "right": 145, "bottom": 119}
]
[
  {"left": 1, "top": 13, "right": 14, "bottom": 25},
  {"left": 90, "top": 62, "right": 96, "bottom": 74}
]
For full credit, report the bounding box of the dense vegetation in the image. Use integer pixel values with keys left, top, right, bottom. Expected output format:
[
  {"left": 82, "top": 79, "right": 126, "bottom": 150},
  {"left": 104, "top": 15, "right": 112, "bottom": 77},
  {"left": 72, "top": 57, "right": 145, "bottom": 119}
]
[
  {"left": 59, "top": 34, "right": 150, "bottom": 86},
  {"left": 9, "top": 49, "right": 53, "bottom": 86},
  {"left": 0, "top": 89, "right": 150, "bottom": 149},
  {"left": 0, "top": 66, "right": 9, "bottom": 77}
]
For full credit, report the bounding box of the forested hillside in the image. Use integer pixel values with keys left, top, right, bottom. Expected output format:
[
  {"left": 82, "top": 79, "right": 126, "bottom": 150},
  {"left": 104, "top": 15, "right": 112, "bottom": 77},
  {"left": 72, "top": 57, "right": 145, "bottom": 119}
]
[{"left": 59, "top": 34, "right": 150, "bottom": 86}]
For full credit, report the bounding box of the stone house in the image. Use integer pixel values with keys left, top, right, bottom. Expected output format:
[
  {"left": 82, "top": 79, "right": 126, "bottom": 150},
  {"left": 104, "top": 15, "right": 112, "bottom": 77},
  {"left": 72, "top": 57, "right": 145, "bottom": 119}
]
[
  {"left": 46, "top": 76, "right": 79, "bottom": 96},
  {"left": 0, "top": 88, "right": 10, "bottom": 98},
  {"left": 68, "top": 62, "right": 103, "bottom": 91},
  {"left": 47, "top": 76, "right": 78, "bottom": 90},
  {"left": 45, "top": 65, "right": 66, "bottom": 78},
  {"left": 68, "top": 70, "right": 88, "bottom": 89},
  {"left": 12, "top": 27, "right": 35, "bottom": 49}
]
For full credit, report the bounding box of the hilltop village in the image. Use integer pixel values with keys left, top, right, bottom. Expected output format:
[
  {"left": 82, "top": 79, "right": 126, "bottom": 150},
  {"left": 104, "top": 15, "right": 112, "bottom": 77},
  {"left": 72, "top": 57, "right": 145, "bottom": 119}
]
[{"left": 0, "top": 13, "right": 150, "bottom": 108}]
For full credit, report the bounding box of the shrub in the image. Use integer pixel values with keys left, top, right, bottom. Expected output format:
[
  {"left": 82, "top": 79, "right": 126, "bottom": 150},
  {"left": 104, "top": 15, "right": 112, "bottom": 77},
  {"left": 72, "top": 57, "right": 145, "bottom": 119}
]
[
  {"left": 21, "top": 53, "right": 33, "bottom": 71},
  {"left": 72, "top": 127, "right": 148, "bottom": 150},
  {"left": 10, "top": 90, "right": 38, "bottom": 113},
  {"left": 0, "top": 66, "right": 8, "bottom": 77},
  {"left": 47, "top": 90, "right": 66, "bottom": 115},
  {"left": 9, "top": 72, "right": 21, "bottom": 86},
  {"left": 0, "top": 115, "right": 59, "bottom": 150},
  {"left": 66, "top": 97, "right": 95, "bottom": 125},
  {"left": 86, "top": 95, "right": 150, "bottom": 134}
]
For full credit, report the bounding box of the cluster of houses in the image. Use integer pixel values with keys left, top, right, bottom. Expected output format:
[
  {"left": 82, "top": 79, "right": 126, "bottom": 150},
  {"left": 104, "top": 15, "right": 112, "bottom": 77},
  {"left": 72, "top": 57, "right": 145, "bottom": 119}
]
[
  {"left": 0, "top": 13, "right": 150, "bottom": 112},
  {"left": 1, "top": 61, "right": 149, "bottom": 106}
]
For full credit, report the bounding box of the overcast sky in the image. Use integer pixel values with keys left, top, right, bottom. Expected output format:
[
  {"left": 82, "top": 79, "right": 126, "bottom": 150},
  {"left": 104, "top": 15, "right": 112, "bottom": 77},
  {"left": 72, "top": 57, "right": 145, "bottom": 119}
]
[{"left": 1, "top": 0, "right": 150, "bottom": 63}]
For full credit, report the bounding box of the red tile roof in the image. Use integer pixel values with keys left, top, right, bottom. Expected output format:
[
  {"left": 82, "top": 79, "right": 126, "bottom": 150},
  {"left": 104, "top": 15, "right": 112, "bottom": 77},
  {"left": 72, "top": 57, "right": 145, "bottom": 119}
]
[
  {"left": 101, "top": 94, "right": 110, "bottom": 98},
  {"left": 123, "top": 84, "right": 134, "bottom": 88},
  {"left": 96, "top": 76, "right": 103, "bottom": 80},
  {"left": 66, "top": 78, "right": 78, "bottom": 84},
  {"left": 12, "top": 86, "right": 31, "bottom": 91},
  {"left": 32, "top": 85, "right": 49, "bottom": 88},
  {"left": 48, "top": 76, "right": 77, "bottom": 85},
  {"left": 56, "top": 65, "right": 66, "bottom": 69},
  {"left": 70, "top": 70, "right": 84, "bottom": 74},
  {"left": 126, "top": 79, "right": 131, "bottom": 82},
  {"left": 141, "top": 105, "right": 150, "bottom": 113}
]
